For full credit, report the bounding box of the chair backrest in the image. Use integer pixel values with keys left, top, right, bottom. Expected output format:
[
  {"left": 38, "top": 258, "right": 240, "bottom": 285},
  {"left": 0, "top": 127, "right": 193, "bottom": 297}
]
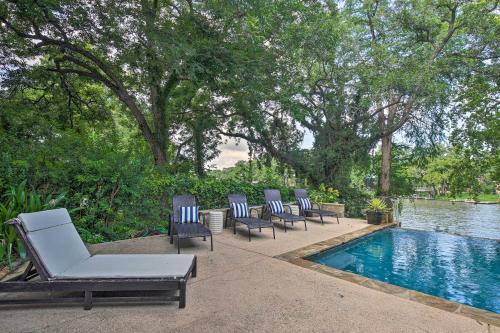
[
  {"left": 264, "top": 189, "right": 281, "bottom": 202},
  {"left": 228, "top": 194, "right": 248, "bottom": 206},
  {"left": 172, "top": 195, "right": 196, "bottom": 223},
  {"left": 16, "top": 208, "right": 91, "bottom": 279},
  {"left": 294, "top": 189, "right": 308, "bottom": 200},
  {"left": 228, "top": 194, "right": 250, "bottom": 218}
]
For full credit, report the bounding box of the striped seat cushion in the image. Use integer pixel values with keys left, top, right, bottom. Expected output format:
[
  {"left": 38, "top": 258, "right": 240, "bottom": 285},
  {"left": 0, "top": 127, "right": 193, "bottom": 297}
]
[
  {"left": 179, "top": 206, "right": 199, "bottom": 223},
  {"left": 268, "top": 200, "right": 284, "bottom": 214},
  {"left": 298, "top": 197, "right": 312, "bottom": 210},
  {"left": 231, "top": 202, "right": 249, "bottom": 218}
]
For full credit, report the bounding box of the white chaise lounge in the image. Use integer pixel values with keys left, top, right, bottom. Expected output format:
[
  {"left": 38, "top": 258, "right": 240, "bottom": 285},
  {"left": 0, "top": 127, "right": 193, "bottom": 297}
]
[{"left": 0, "top": 208, "right": 197, "bottom": 309}]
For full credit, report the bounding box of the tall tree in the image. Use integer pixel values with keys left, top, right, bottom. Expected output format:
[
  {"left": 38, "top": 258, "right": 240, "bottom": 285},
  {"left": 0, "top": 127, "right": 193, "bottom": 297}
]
[
  {"left": 0, "top": 0, "right": 241, "bottom": 166},
  {"left": 355, "top": 0, "right": 499, "bottom": 195},
  {"left": 242, "top": 0, "right": 498, "bottom": 195}
]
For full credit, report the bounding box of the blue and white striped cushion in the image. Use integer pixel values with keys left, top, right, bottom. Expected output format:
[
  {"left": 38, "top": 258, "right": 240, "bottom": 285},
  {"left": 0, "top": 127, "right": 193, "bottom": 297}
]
[
  {"left": 179, "top": 206, "right": 199, "bottom": 223},
  {"left": 268, "top": 200, "right": 284, "bottom": 214},
  {"left": 298, "top": 197, "right": 312, "bottom": 210},
  {"left": 231, "top": 202, "right": 249, "bottom": 218}
]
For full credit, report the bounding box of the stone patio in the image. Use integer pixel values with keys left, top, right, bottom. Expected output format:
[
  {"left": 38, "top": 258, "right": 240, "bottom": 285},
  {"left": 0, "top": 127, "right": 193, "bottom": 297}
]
[{"left": 0, "top": 217, "right": 498, "bottom": 333}]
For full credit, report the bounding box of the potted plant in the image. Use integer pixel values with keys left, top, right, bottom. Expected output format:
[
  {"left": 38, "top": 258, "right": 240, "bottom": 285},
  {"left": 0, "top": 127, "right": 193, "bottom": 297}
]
[{"left": 366, "top": 198, "right": 387, "bottom": 225}]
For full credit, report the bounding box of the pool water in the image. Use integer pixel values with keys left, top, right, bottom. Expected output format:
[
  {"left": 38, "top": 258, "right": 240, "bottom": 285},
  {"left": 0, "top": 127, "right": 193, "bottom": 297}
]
[{"left": 309, "top": 228, "right": 500, "bottom": 313}]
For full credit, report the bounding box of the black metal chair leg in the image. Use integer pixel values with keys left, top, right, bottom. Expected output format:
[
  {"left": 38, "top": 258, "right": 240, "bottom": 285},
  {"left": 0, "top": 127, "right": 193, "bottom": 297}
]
[
  {"left": 84, "top": 291, "right": 92, "bottom": 310},
  {"left": 234, "top": 220, "right": 236, "bottom": 234},
  {"left": 284, "top": 220, "right": 287, "bottom": 232},
  {"left": 272, "top": 227, "right": 275, "bottom": 239},
  {"left": 192, "top": 256, "right": 197, "bottom": 278},
  {"left": 179, "top": 282, "right": 186, "bottom": 308},
  {"left": 248, "top": 228, "right": 251, "bottom": 242},
  {"left": 178, "top": 238, "right": 181, "bottom": 254},
  {"left": 259, "top": 227, "right": 262, "bottom": 232},
  {"left": 203, "top": 236, "right": 206, "bottom": 241},
  {"left": 336, "top": 215, "right": 340, "bottom": 224},
  {"left": 210, "top": 235, "right": 213, "bottom": 251},
  {"left": 320, "top": 214, "right": 324, "bottom": 225},
  {"left": 304, "top": 220, "right": 308, "bottom": 231},
  {"left": 170, "top": 224, "right": 174, "bottom": 244}
]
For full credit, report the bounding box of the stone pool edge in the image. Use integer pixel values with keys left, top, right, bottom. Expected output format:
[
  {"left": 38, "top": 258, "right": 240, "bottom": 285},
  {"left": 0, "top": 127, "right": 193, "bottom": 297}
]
[{"left": 274, "top": 222, "right": 500, "bottom": 328}]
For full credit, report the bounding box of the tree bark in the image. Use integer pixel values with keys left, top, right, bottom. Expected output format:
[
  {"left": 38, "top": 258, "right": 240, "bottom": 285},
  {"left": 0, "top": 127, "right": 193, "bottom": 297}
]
[
  {"left": 117, "top": 90, "right": 167, "bottom": 166},
  {"left": 380, "top": 133, "right": 392, "bottom": 195},
  {"left": 193, "top": 118, "right": 205, "bottom": 177},
  {"left": 378, "top": 96, "right": 398, "bottom": 195}
]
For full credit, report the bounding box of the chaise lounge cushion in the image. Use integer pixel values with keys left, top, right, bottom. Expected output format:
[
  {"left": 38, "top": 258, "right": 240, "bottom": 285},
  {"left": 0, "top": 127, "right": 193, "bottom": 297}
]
[
  {"left": 19, "top": 209, "right": 91, "bottom": 278},
  {"left": 55, "top": 254, "right": 195, "bottom": 279},
  {"left": 19, "top": 208, "right": 195, "bottom": 280}
]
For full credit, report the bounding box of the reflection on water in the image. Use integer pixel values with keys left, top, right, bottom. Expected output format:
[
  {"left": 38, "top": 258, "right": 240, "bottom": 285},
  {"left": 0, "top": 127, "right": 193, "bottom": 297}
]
[
  {"left": 399, "top": 199, "right": 500, "bottom": 240},
  {"left": 310, "top": 228, "right": 500, "bottom": 313}
]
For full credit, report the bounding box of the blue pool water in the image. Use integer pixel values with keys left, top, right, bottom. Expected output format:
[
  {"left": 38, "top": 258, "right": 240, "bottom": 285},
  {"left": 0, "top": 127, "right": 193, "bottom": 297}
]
[{"left": 309, "top": 228, "right": 500, "bottom": 313}]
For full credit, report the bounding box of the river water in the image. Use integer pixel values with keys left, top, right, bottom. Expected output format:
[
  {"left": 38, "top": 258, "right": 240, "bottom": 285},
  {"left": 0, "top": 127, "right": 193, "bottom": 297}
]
[{"left": 399, "top": 199, "right": 500, "bottom": 240}]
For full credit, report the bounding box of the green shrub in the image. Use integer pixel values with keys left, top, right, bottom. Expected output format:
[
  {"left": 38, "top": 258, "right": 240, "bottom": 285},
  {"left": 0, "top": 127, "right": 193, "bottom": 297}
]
[
  {"left": 309, "top": 184, "right": 340, "bottom": 203},
  {"left": 0, "top": 181, "right": 64, "bottom": 269},
  {"left": 341, "top": 189, "right": 371, "bottom": 218},
  {"left": 143, "top": 172, "right": 295, "bottom": 213}
]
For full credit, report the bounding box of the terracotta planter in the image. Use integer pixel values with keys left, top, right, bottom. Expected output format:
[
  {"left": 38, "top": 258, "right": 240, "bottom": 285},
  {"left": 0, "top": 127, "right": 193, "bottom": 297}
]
[{"left": 366, "top": 211, "right": 384, "bottom": 225}]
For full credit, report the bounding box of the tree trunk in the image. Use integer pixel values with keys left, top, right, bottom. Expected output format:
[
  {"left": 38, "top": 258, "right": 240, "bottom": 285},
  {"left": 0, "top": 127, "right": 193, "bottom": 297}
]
[
  {"left": 118, "top": 91, "right": 167, "bottom": 166},
  {"left": 378, "top": 96, "right": 397, "bottom": 196},
  {"left": 380, "top": 133, "right": 392, "bottom": 195},
  {"left": 193, "top": 119, "right": 205, "bottom": 177}
]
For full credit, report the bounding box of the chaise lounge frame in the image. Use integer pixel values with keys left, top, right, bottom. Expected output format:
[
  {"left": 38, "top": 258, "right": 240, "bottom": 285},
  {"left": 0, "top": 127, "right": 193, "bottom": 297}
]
[
  {"left": 264, "top": 189, "right": 307, "bottom": 232},
  {"left": 294, "top": 189, "right": 340, "bottom": 225},
  {"left": 228, "top": 194, "right": 276, "bottom": 241},
  {"left": 0, "top": 215, "right": 197, "bottom": 310},
  {"left": 169, "top": 195, "right": 213, "bottom": 254}
]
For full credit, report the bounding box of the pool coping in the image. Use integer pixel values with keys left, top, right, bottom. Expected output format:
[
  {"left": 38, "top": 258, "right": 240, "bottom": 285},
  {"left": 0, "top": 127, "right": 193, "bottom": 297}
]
[{"left": 274, "top": 222, "right": 500, "bottom": 328}]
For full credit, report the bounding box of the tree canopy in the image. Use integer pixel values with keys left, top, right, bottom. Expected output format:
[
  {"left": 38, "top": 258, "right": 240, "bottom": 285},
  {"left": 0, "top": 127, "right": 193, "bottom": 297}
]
[{"left": 0, "top": 0, "right": 498, "bottom": 224}]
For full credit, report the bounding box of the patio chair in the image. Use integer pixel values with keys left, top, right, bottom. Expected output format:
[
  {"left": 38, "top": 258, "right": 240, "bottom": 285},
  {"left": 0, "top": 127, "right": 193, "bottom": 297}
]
[
  {"left": 294, "top": 189, "right": 340, "bottom": 224},
  {"left": 0, "top": 208, "right": 197, "bottom": 309},
  {"left": 228, "top": 194, "right": 275, "bottom": 241},
  {"left": 169, "top": 195, "right": 213, "bottom": 254},
  {"left": 264, "top": 189, "right": 307, "bottom": 232}
]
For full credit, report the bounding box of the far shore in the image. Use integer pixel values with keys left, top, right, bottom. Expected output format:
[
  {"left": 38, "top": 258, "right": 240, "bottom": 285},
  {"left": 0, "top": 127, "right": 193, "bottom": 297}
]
[{"left": 410, "top": 196, "right": 499, "bottom": 204}]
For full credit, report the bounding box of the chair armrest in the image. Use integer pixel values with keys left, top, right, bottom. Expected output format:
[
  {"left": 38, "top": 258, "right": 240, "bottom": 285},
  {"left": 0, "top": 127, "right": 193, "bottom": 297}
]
[
  {"left": 198, "top": 210, "right": 206, "bottom": 225},
  {"left": 261, "top": 204, "right": 270, "bottom": 218},
  {"left": 312, "top": 202, "right": 321, "bottom": 209},
  {"left": 283, "top": 204, "right": 292, "bottom": 214}
]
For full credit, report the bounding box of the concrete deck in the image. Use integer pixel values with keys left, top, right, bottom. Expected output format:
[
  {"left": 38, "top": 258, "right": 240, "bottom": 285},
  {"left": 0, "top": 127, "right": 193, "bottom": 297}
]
[{"left": 1, "top": 217, "right": 498, "bottom": 333}]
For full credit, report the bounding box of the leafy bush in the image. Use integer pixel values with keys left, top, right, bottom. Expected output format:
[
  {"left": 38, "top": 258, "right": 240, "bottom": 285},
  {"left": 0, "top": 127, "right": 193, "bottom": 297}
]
[
  {"left": 0, "top": 181, "right": 64, "bottom": 270},
  {"left": 309, "top": 184, "right": 340, "bottom": 203},
  {"left": 144, "top": 172, "right": 295, "bottom": 212},
  {"left": 340, "top": 189, "right": 371, "bottom": 218}
]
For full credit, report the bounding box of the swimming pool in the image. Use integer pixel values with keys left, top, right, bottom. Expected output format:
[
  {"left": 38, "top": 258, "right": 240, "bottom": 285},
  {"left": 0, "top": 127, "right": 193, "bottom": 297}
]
[{"left": 308, "top": 228, "right": 500, "bottom": 313}]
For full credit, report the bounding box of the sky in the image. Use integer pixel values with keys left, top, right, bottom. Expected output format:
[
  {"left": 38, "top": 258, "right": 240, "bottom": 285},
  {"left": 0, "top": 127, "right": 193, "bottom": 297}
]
[{"left": 212, "top": 129, "right": 314, "bottom": 169}]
